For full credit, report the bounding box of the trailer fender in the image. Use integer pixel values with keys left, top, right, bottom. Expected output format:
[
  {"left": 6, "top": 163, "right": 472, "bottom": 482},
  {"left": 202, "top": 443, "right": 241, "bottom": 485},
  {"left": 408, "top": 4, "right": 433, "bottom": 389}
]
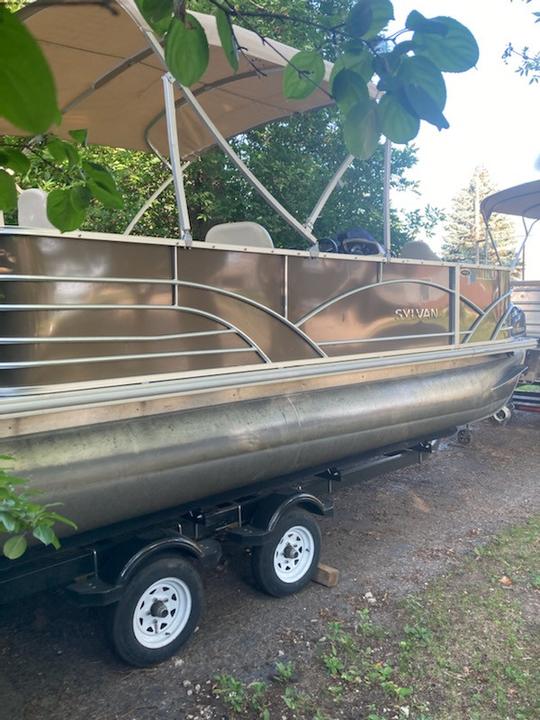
[
  {"left": 67, "top": 537, "right": 220, "bottom": 607},
  {"left": 118, "top": 537, "right": 220, "bottom": 585},
  {"left": 252, "top": 492, "right": 333, "bottom": 533}
]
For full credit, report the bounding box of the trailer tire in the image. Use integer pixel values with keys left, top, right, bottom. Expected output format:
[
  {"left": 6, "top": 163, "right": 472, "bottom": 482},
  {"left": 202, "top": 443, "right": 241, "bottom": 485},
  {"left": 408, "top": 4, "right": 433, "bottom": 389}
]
[
  {"left": 251, "top": 509, "right": 321, "bottom": 597},
  {"left": 107, "top": 555, "right": 202, "bottom": 667}
]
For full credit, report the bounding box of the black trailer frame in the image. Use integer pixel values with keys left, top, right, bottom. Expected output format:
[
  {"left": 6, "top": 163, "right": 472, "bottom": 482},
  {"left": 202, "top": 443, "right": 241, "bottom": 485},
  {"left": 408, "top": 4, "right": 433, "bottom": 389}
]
[{"left": 0, "top": 433, "right": 445, "bottom": 607}]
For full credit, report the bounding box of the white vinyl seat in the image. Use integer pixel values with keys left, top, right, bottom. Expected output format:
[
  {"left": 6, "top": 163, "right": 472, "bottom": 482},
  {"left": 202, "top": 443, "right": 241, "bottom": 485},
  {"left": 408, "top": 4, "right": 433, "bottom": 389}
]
[
  {"left": 18, "top": 188, "right": 55, "bottom": 229},
  {"left": 205, "top": 221, "right": 274, "bottom": 249}
]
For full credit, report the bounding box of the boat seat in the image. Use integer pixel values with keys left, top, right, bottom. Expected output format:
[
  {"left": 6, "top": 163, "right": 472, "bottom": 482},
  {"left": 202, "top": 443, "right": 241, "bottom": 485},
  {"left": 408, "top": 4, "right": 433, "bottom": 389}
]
[
  {"left": 400, "top": 240, "right": 440, "bottom": 261},
  {"left": 18, "top": 188, "right": 55, "bottom": 229},
  {"left": 205, "top": 221, "right": 274, "bottom": 249}
]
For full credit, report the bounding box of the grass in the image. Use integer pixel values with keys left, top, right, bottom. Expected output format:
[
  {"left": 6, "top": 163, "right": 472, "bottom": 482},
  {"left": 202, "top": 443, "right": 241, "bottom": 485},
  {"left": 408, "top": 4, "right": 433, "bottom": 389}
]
[
  {"left": 211, "top": 516, "right": 540, "bottom": 719},
  {"left": 515, "top": 384, "right": 540, "bottom": 392}
]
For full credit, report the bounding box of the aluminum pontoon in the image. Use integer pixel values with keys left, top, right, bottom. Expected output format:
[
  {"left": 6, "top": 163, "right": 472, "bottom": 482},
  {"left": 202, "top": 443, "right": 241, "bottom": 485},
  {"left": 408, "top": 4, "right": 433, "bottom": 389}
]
[{"left": 0, "top": 0, "right": 534, "bottom": 665}]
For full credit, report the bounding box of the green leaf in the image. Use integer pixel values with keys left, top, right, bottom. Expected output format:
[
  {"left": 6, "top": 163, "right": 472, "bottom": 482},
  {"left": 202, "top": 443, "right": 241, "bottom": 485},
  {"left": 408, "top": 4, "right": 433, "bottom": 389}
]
[
  {"left": 0, "top": 169, "right": 17, "bottom": 212},
  {"left": 165, "top": 14, "right": 209, "bottom": 86},
  {"left": 46, "top": 138, "right": 79, "bottom": 168},
  {"left": 32, "top": 524, "right": 58, "bottom": 548},
  {"left": 47, "top": 512, "right": 77, "bottom": 530},
  {"left": 403, "top": 84, "right": 449, "bottom": 129},
  {"left": 346, "top": 0, "right": 394, "bottom": 40},
  {"left": 0, "top": 147, "right": 30, "bottom": 176},
  {"left": 345, "top": 2, "right": 372, "bottom": 38},
  {"left": 343, "top": 97, "right": 380, "bottom": 159},
  {"left": 47, "top": 187, "right": 87, "bottom": 232},
  {"left": 82, "top": 161, "right": 123, "bottom": 209},
  {"left": 71, "top": 184, "right": 91, "bottom": 212},
  {"left": 330, "top": 47, "right": 373, "bottom": 87},
  {"left": 374, "top": 49, "right": 405, "bottom": 82},
  {"left": 406, "top": 11, "right": 447, "bottom": 36},
  {"left": 0, "top": 511, "right": 17, "bottom": 533},
  {"left": 136, "top": 0, "right": 173, "bottom": 36},
  {"left": 0, "top": 7, "right": 59, "bottom": 133},
  {"left": 283, "top": 50, "right": 325, "bottom": 100},
  {"left": 216, "top": 8, "right": 238, "bottom": 73},
  {"left": 3, "top": 534, "right": 27, "bottom": 560},
  {"left": 331, "top": 69, "right": 370, "bottom": 115},
  {"left": 378, "top": 93, "right": 420, "bottom": 143},
  {"left": 397, "top": 56, "right": 447, "bottom": 110},
  {"left": 68, "top": 129, "right": 88, "bottom": 146},
  {"left": 0, "top": 475, "right": 30, "bottom": 486},
  {"left": 413, "top": 16, "right": 479, "bottom": 73}
]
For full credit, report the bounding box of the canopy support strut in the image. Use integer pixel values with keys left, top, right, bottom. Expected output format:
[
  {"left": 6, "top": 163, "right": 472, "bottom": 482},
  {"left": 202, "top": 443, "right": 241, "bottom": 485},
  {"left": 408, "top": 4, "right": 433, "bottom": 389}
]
[
  {"left": 162, "top": 74, "right": 192, "bottom": 245},
  {"left": 305, "top": 155, "right": 354, "bottom": 232},
  {"left": 483, "top": 220, "right": 502, "bottom": 266},
  {"left": 179, "top": 85, "right": 318, "bottom": 248},
  {"left": 383, "top": 140, "right": 391, "bottom": 258},
  {"left": 511, "top": 217, "right": 539, "bottom": 274},
  {"left": 124, "top": 176, "right": 174, "bottom": 235}
]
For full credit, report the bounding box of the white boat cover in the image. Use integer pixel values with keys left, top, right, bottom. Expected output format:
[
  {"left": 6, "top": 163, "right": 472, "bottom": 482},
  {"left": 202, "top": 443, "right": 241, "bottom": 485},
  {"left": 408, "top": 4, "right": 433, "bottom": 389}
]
[
  {"left": 0, "top": 0, "right": 338, "bottom": 158},
  {"left": 481, "top": 180, "right": 540, "bottom": 222}
]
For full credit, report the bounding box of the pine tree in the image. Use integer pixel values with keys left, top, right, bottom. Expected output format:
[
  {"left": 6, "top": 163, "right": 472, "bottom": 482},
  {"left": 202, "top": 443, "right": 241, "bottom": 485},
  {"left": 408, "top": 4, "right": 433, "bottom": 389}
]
[{"left": 441, "top": 167, "right": 516, "bottom": 265}]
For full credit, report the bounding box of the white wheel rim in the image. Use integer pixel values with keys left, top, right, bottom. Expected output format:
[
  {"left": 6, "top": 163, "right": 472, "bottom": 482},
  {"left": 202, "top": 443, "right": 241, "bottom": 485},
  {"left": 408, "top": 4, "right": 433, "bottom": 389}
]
[
  {"left": 274, "top": 525, "right": 315, "bottom": 583},
  {"left": 132, "top": 577, "right": 192, "bottom": 649}
]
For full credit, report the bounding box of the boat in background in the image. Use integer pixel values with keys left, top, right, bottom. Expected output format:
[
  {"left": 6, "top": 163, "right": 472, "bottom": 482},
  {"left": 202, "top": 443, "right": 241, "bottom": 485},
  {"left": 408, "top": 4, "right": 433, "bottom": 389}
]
[{"left": 481, "top": 181, "right": 540, "bottom": 411}]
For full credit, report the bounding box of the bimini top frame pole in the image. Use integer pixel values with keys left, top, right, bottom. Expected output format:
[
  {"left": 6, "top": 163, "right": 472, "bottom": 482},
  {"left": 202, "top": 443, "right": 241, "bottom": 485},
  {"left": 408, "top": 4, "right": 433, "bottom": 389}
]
[
  {"left": 179, "top": 85, "right": 318, "bottom": 247},
  {"left": 512, "top": 216, "right": 539, "bottom": 277},
  {"left": 124, "top": 175, "right": 173, "bottom": 235},
  {"left": 383, "top": 139, "right": 391, "bottom": 258},
  {"left": 304, "top": 154, "right": 354, "bottom": 232},
  {"left": 117, "top": 0, "right": 318, "bottom": 248},
  {"left": 162, "top": 73, "right": 192, "bottom": 244}
]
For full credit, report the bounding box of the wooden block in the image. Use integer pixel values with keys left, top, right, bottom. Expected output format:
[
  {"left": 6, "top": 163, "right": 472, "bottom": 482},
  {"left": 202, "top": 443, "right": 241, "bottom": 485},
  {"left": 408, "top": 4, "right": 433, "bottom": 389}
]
[{"left": 312, "top": 563, "right": 340, "bottom": 588}]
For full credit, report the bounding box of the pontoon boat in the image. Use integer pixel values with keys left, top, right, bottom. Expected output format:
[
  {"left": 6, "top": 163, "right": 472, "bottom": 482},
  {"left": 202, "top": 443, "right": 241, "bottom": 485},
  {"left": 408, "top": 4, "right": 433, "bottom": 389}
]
[
  {"left": 481, "top": 180, "right": 540, "bottom": 410},
  {"left": 0, "top": 0, "right": 535, "bottom": 665}
]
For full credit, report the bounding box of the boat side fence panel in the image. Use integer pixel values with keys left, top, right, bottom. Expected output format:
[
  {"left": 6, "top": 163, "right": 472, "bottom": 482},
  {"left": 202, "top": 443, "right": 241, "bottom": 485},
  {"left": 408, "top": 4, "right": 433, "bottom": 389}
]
[{"left": 0, "top": 232, "right": 514, "bottom": 393}]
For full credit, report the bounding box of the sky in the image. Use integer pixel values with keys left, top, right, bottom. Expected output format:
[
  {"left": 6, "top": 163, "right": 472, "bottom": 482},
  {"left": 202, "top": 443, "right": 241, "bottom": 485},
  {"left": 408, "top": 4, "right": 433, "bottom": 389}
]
[{"left": 388, "top": 0, "right": 539, "bottom": 241}]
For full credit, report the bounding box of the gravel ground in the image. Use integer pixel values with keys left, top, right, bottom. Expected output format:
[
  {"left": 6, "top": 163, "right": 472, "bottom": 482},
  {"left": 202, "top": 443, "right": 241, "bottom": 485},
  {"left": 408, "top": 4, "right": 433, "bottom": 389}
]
[{"left": 0, "top": 410, "right": 538, "bottom": 720}]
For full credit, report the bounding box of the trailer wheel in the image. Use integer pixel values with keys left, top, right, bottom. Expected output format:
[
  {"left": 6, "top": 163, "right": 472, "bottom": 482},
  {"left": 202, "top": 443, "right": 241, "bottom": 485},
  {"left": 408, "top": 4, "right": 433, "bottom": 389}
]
[
  {"left": 251, "top": 509, "right": 321, "bottom": 597},
  {"left": 490, "top": 405, "right": 512, "bottom": 425},
  {"left": 108, "top": 555, "right": 202, "bottom": 667}
]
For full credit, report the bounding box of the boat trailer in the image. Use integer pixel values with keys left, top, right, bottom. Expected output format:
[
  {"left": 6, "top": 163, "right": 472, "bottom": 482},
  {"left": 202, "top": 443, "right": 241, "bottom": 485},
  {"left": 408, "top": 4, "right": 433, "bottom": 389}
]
[{"left": 0, "top": 435, "right": 443, "bottom": 666}]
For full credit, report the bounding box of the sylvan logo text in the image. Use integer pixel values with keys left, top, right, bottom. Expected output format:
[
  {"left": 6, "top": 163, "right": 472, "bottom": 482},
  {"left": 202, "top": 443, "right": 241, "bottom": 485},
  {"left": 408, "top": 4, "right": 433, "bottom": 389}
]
[{"left": 395, "top": 308, "right": 439, "bottom": 320}]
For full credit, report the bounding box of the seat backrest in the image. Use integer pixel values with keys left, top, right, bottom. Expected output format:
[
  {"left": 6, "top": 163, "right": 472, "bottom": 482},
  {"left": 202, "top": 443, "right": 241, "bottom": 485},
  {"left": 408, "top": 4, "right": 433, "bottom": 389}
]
[
  {"left": 205, "top": 221, "right": 274, "bottom": 249},
  {"left": 18, "top": 188, "right": 55, "bottom": 229},
  {"left": 400, "top": 240, "right": 440, "bottom": 261}
]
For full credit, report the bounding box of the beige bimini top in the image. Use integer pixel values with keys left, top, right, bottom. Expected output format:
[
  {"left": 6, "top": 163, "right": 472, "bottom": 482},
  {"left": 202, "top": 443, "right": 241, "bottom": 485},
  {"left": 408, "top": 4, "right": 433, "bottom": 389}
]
[{"left": 0, "top": 0, "right": 344, "bottom": 159}]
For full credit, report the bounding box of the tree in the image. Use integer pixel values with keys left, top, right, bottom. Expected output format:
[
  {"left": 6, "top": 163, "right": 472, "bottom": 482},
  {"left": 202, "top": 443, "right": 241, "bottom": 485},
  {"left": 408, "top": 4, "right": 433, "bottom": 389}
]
[
  {"left": 2, "top": 120, "right": 439, "bottom": 254},
  {"left": 441, "top": 167, "right": 516, "bottom": 265},
  {"left": 0, "top": 0, "right": 480, "bottom": 231},
  {"left": 503, "top": 0, "right": 540, "bottom": 83},
  {"left": 185, "top": 112, "right": 443, "bottom": 253}
]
